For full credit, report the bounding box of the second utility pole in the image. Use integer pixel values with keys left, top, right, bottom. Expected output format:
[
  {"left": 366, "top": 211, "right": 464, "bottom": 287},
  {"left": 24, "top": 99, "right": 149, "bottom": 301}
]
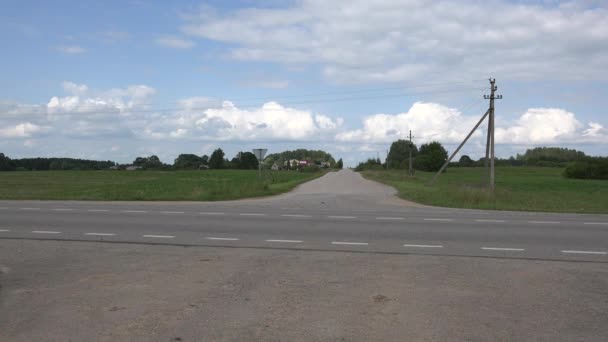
[
  {"left": 484, "top": 79, "right": 501, "bottom": 190},
  {"left": 408, "top": 130, "right": 414, "bottom": 176}
]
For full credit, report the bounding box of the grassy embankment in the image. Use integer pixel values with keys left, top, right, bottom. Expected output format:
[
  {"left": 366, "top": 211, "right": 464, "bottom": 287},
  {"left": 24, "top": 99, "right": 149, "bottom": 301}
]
[
  {"left": 0, "top": 169, "right": 327, "bottom": 201},
  {"left": 361, "top": 167, "right": 608, "bottom": 214}
]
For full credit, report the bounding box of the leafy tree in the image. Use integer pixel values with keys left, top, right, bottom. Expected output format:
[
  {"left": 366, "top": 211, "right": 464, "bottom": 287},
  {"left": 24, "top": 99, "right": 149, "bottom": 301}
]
[
  {"left": 415, "top": 141, "right": 448, "bottom": 172},
  {"left": 0, "top": 153, "right": 16, "bottom": 171},
  {"left": 208, "top": 148, "right": 225, "bottom": 169},
  {"left": 336, "top": 158, "right": 343, "bottom": 169},
  {"left": 517, "top": 147, "right": 586, "bottom": 167},
  {"left": 387, "top": 140, "right": 417, "bottom": 169},
  {"left": 132, "top": 155, "right": 164, "bottom": 169},
  {"left": 354, "top": 158, "right": 384, "bottom": 171},
  {"left": 458, "top": 155, "right": 474, "bottom": 167},
  {"left": 174, "top": 154, "right": 204, "bottom": 169},
  {"left": 201, "top": 155, "right": 209, "bottom": 165},
  {"left": 236, "top": 152, "right": 259, "bottom": 169},
  {"left": 564, "top": 157, "right": 608, "bottom": 180}
]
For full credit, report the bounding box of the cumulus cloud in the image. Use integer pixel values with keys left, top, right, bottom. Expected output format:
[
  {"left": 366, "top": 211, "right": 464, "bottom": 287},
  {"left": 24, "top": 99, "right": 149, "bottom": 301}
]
[
  {"left": 181, "top": 0, "right": 608, "bottom": 83},
  {"left": 337, "top": 103, "right": 608, "bottom": 146},
  {"left": 56, "top": 45, "right": 86, "bottom": 54},
  {"left": 0, "top": 122, "right": 48, "bottom": 138},
  {"left": 155, "top": 35, "right": 195, "bottom": 49}
]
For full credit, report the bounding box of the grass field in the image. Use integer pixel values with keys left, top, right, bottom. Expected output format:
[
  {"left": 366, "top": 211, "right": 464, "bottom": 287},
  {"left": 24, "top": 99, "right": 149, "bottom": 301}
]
[
  {"left": 361, "top": 167, "right": 608, "bottom": 214},
  {"left": 0, "top": 170, "right": 326, "bottom": 201}
]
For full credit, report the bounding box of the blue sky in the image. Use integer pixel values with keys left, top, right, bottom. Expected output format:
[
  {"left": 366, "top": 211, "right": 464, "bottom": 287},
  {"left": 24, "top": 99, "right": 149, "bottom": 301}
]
[{"left": 1, "top": 0, "right": 607, "bottom": 166}]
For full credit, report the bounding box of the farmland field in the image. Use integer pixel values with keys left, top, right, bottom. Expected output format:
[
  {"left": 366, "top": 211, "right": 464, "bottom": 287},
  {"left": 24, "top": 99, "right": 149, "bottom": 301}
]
[
  {"left": 0, "top": 169, "right": 326, "bottom": 201},
  {"left": 361, "top": 167, "right": 608, "bottom": 214}
]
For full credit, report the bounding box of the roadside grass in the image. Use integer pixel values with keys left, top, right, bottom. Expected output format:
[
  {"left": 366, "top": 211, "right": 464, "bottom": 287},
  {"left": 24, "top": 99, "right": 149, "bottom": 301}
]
[
  {"left": 360, "top": 167, "right": 608, "bottom": 214},
  {"left": 0, "top": 169, "right": 327, "bottom": 201}
]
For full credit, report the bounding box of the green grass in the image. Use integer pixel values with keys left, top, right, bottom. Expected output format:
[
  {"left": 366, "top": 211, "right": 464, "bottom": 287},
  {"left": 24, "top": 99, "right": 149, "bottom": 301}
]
[
  {"left": 361, "top": 167, "right": 608, "bottom": 214},
  {"left": 0, "top": 169, "right": 327, "bottom": 201}
]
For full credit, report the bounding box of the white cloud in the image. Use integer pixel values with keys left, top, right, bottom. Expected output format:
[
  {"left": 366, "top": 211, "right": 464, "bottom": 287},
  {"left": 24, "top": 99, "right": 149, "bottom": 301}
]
[
  {"left": 56, "top": 45, "right": 86, "bottom": 54},
  {"left": 0, "top": 122, "right": 47, "bottom": 138},
  {"left": 338, "top": 104, "right": 608, "bottom": 146},
  {"left": 181, "top": 0, "right": 608, "bottom": 84},
  {"left": 62, "top": 81, "right": 89, "bottom": 96},
  {"left": 155, "top": 35, "right": 195, "bottom": 49}
]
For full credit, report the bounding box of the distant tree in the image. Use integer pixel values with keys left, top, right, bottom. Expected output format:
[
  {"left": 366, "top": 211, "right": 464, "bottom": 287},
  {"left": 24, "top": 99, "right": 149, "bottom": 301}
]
[
  {"left": 387, "top": 140, "right": 417, "bottom": 169},
  {"left": 209, "top": 148, "right": 225, "bottom": 169},
  {"left": 237, "top": 152, "right": 259, "bottom": 169},
  {"left": 132, "top": 155, "right": 164, "bottom": 169},
  {"left": 174, "top": 154, "right": 204, "bottom": 169},
  {"left": 201, "top": 155, "right": 209, "bottom": 165},
  {"left": 0, "top": 153, "right": 16, "bottom": 171},
  {"left": 415, "top": 141, "right": 448, "bottom": 172},
  {"left": 458, "top": 155, "right": 474, "bottom": 167},
  {"left": 354, "top": 158, "right": 383, "bottom": 171},
  {"left": 564, "top": 157, "right": 608, "bottom": 180},
  {"left": 336, "top": 158, "right": 343, "bottom": 169}
]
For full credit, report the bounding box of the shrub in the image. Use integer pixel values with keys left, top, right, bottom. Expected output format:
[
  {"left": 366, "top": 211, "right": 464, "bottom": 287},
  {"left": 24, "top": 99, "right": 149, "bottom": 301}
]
[{"left": 563, "top": 157, "right": 608, "bottom": 180}]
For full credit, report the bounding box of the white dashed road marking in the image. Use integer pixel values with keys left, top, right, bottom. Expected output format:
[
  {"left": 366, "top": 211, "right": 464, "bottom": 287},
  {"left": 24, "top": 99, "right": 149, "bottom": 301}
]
[
  {"left": 239, "top": 213, "right": 265, "bottom": 216},
  {"left": 561, "top": 250, "right": 607, "bottom": 255},
  {"left": 481, "top": 247, "right": 525, "bottom": 251},
  {"left": 143, "top": 235, "right": 175, "bottom": 239},
  {"left": 123, "top": 210, "right": 147, "bottom": 213},
  {"left": 476, "top": 219, "right": 506, "bottom": 223},
  {"left": 376, "top": 217, "right": 404, "bottom": 220},
  {"left": 0, "top": 229, "right": 10, "bottom": 232},
  {"left": 332, "top": 241, "right": 368, "bottom": 245},
  {"left": 32, "top": 230, "right": 61, "bottom": 234},
  {"left": 266, "top": 239, "right": 302, "bottom": 243},
  {"left": 403, "top": 244, "right": 443, "bottom": 248},
  {"left": 200, "top": 212, "right": 225, "bottom": 215},
  {"left": 20, "top": 208, "right": 40, "bottom": 210},
  {"left": 584, "top": 222, "right": 608, "bottom": 225},
  {"left": 328, "top": 215, "right": 357, "bottom": 219},
  {"left": 85, "top": 233, "right": 116, "bottom": 236},
  {"left": 281, "top": 214, "right": 312, "bottom": 218},
  {"left": 424, "top": 218, "right": 453, "bottom": 222},
  {"left": 528, "top": 221, "right": 560, "bottom": 224},
  {"left": 206, "top": 237, "right": 239, "bottom": 241}
]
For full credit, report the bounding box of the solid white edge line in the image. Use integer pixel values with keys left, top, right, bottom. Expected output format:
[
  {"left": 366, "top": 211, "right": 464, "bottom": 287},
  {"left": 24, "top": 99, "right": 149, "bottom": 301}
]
[
  {"left": 266, "top": 239, "right": 303, "bottom": 243},
  {"left": 376, "top": 217, "right": 404, "bottom": 220},
  {"left": 85, "top": 233, "right": 116, "bottom": 236},
  {"left": 403, "top": 244, "right": 443, "bottom": 248},
  {"left": 331, "top": 241, "right": 368, "bottom": 245},
  {"left": 528, "top": 221, "right": 560, "bottom": 224},
  {"left": 32, "top": 230, "right": 61, "bottom": 234},
  {"left": 475, "top": 219, "right": 506, "bottom": 223},
  {"left": 142, "top": 235, "right": 175, "bottom": 238},
  {"left": 160, "top": 211, "right": 185, "bottom": 214},
  {"left": 481, "top": 247, "right": 525, "bottom": 251},
  {"left": 561, "top": 250, "right": 607, "bottom": 255},
  {"left": 200, "top": 212, "right": 225, "bottom": 215},
  {"left": 424, "top": 218, "right": 453, "bottom": 221},
  {"left": 239, "top": 213, "right": 265, "bottom": 216},
  {"left": 584, "top": 222, "right": 608, "bottom": 225},
  {"left": 281, "top": 214, "right": 312, "bottom": 218},
  {"left": 328, "top": 216, "right": 357, "bottom": 219},
  {"left": 206, "top": 237, "right": 239, "bottom": 241}
]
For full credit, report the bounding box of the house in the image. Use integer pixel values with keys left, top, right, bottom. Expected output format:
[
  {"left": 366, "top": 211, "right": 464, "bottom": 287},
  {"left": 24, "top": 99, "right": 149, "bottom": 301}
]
[
  {"left": 125, "top": 165, "right": 142, "bottom": 171},
  {"left": 271, "top": 162, "right": 280, "bottom": 171}
]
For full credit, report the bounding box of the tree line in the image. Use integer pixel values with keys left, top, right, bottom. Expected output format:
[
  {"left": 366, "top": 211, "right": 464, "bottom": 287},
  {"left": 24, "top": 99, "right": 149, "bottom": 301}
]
[
  {"left": 355, "top": 142, "right": 607, "bottom": 180},
  {"left": 0, "top": 148, "right": 343, "bottom": 172}
]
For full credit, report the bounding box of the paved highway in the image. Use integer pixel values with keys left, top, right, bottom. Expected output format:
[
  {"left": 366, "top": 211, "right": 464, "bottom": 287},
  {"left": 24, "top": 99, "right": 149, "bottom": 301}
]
[{"left": 1, "top": 169, "right": 607, "bottom": 262}]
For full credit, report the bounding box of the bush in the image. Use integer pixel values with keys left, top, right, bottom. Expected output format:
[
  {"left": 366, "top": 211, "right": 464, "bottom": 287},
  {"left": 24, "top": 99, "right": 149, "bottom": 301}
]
[
  {"left": 563, "top": 157, "right": 608, "bottom": 180},
  {"left": 301, "top": 165, "right": 320, "bottom": 173}
]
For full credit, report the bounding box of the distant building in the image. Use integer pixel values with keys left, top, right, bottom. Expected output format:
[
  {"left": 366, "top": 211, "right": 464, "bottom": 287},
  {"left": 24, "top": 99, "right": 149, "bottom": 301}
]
[
  {"left": 125, "top": 165, "right": 142, "bottom": 171},
  {"left": 271, "top": 162, "right": 280, "bottom": 171}
]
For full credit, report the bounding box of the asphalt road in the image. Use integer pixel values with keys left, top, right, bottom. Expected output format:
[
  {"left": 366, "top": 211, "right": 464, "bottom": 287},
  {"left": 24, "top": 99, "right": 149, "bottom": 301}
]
[
  {"left": 2, "top": 169, "right": 608, "bottom": 341},
  {"left": 1, "top": 169, "right": 607, "bottom": 262}
]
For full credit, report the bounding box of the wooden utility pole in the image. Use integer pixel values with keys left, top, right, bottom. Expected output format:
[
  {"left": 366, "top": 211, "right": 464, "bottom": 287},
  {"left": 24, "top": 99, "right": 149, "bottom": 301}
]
[
  {"left": 484, "top": 79, "right": 501, "bottom": 190},
  {"left": 408, "top": 130, "right": 414, "bottom": 176},
  {"left": 430, "top": 78, "right": 501, "bottom": 188}
]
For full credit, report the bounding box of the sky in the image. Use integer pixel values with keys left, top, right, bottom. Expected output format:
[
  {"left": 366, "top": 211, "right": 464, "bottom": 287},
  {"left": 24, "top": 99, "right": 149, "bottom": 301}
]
[{"left": 1, "top": 0, "right": 607, "bottom": 167}]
